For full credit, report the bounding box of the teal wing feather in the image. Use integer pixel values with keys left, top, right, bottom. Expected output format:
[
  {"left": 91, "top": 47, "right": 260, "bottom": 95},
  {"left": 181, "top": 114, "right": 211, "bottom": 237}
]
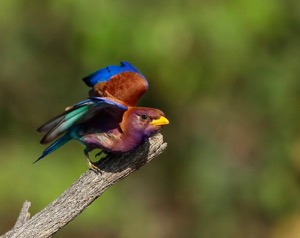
[{"left": 37, "top": 97, "right": 128, "bottom": 144}]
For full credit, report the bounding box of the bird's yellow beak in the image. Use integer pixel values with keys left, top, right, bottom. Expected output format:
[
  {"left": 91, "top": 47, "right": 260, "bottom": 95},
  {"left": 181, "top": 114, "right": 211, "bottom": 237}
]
[{"left": 150, "top": 116, "right": 169, "bottom": 126}]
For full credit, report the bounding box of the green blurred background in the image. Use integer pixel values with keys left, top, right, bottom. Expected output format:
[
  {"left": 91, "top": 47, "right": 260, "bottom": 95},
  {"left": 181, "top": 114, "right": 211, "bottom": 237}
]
[{"left": 1, "top": 0, "right": 300, "bottom": 237}]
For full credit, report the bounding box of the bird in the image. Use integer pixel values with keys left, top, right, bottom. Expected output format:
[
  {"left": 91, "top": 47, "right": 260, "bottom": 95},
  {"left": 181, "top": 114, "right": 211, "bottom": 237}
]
[{"left": 37, "top": 62, "right": 169, "bottom": 172}]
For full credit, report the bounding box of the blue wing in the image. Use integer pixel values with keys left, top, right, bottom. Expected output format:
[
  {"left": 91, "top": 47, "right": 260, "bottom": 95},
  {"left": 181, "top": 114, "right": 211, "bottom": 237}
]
[
  {"left": 37, "top": 97, "right": 128, "bottom": 144},
  {"left": 82, "top": 61, "right": 147, "bottom": 87}
]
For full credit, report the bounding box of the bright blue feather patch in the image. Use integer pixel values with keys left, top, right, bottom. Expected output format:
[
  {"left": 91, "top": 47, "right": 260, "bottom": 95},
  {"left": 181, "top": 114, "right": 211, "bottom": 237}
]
[
  {"left": 34, "top": 134, "right": 71, "bottom": 162},
  {"left": 73, "top": 97, "right": 128, "bottom": 111},
  {"left": 83, "top": 61, "right": 147, "bottom": 87},
  {"left": 90, "top": 97, "right": 128, "bottom": 111}
]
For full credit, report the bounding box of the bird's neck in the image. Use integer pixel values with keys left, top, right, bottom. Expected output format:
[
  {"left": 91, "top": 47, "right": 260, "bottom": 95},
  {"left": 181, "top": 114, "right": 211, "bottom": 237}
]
[
  {"left": 115, "top": 128, "right": 144, "bottom": 153},
  {"left": 111, "top": 109, "right": 145, "bottom": 153}
]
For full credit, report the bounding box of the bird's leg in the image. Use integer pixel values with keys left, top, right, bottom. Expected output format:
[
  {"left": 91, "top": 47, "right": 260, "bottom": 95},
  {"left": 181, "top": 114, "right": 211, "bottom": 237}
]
[{"left": 84, "top": 148, "right": 101, "bottom": 173}]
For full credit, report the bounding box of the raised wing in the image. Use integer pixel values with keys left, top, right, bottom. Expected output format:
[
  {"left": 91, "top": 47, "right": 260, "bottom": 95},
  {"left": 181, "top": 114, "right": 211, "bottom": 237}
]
[
  {"left": 38, "top": 97, "right": 128, "bottom": 144},
  {"left": 83, "top": 61, "right": 147, "bottom": 87},
  {"left": 83, "top": 61, "right": 148, "bottom": 106}
]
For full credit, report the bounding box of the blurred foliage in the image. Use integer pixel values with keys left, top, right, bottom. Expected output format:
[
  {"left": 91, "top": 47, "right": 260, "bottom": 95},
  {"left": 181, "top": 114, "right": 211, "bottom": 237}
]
[{"left": 1, "top": 0, "right": 300, "bottom": 237}]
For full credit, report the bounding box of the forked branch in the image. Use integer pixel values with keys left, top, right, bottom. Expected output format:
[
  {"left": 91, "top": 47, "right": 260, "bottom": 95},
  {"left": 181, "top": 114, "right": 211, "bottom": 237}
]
[{"left": 1, "top": 133, "right": 167, "bottom": 238}]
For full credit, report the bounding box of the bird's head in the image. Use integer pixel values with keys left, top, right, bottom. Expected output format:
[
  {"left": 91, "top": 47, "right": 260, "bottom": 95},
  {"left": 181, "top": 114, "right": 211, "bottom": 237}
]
[{"left": 121, "top": 107, "right": 169, "bottom": 139}]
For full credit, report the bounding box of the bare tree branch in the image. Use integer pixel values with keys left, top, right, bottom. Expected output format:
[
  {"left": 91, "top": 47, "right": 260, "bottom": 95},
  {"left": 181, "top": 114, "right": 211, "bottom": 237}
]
[
  {"left": 12, "top": 201, "right": 31, "bottom": 230},
  {"left": 1, "top": 133, "right": 167, "bottom": 238}
]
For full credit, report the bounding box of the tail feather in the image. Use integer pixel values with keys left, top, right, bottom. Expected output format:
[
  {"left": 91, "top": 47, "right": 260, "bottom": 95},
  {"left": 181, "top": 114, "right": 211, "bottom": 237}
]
[{"left": 34, "top": 134, "right": 71, "bottom": 163}]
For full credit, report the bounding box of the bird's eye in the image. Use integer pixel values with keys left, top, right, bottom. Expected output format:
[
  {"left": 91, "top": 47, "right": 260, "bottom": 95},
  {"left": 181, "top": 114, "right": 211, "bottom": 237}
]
[{"left": 140, "top": 114, "right": 149, "bottom": 121}]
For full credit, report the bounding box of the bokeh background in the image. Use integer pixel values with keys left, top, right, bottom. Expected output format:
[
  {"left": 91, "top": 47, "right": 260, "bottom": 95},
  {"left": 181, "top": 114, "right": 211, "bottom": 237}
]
[{"left": 1, "top": 0, "right": 300, "bottom": 237}]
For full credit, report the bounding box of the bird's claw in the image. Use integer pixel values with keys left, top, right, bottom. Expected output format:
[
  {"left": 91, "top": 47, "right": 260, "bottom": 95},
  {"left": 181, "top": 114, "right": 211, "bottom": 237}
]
[
  {"left": 87, "top": 160, "right": 102, "bottom": 174},
  {"left": 84, "top": 149, "right": 102, "bottom": 174}
]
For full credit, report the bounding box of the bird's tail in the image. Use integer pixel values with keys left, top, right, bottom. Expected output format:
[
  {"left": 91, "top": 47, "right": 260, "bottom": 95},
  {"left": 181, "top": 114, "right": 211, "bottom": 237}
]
[{"left": 34, "top": 134, "right": 71, "bottom": 163}]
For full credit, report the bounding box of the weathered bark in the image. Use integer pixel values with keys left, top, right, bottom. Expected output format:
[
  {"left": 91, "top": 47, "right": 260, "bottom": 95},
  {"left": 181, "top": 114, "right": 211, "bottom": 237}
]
[{"left": 1, "top": 133, "right": 167, "bottom": 238}]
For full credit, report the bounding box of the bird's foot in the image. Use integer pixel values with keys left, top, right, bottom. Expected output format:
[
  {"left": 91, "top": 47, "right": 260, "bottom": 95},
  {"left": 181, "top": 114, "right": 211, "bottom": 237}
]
[
  {"left": 87, "top": 160, "right": 102, "bottom": 174},
  {"left": 84, "top": 149, "right": 102, "bottom": 174}
]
